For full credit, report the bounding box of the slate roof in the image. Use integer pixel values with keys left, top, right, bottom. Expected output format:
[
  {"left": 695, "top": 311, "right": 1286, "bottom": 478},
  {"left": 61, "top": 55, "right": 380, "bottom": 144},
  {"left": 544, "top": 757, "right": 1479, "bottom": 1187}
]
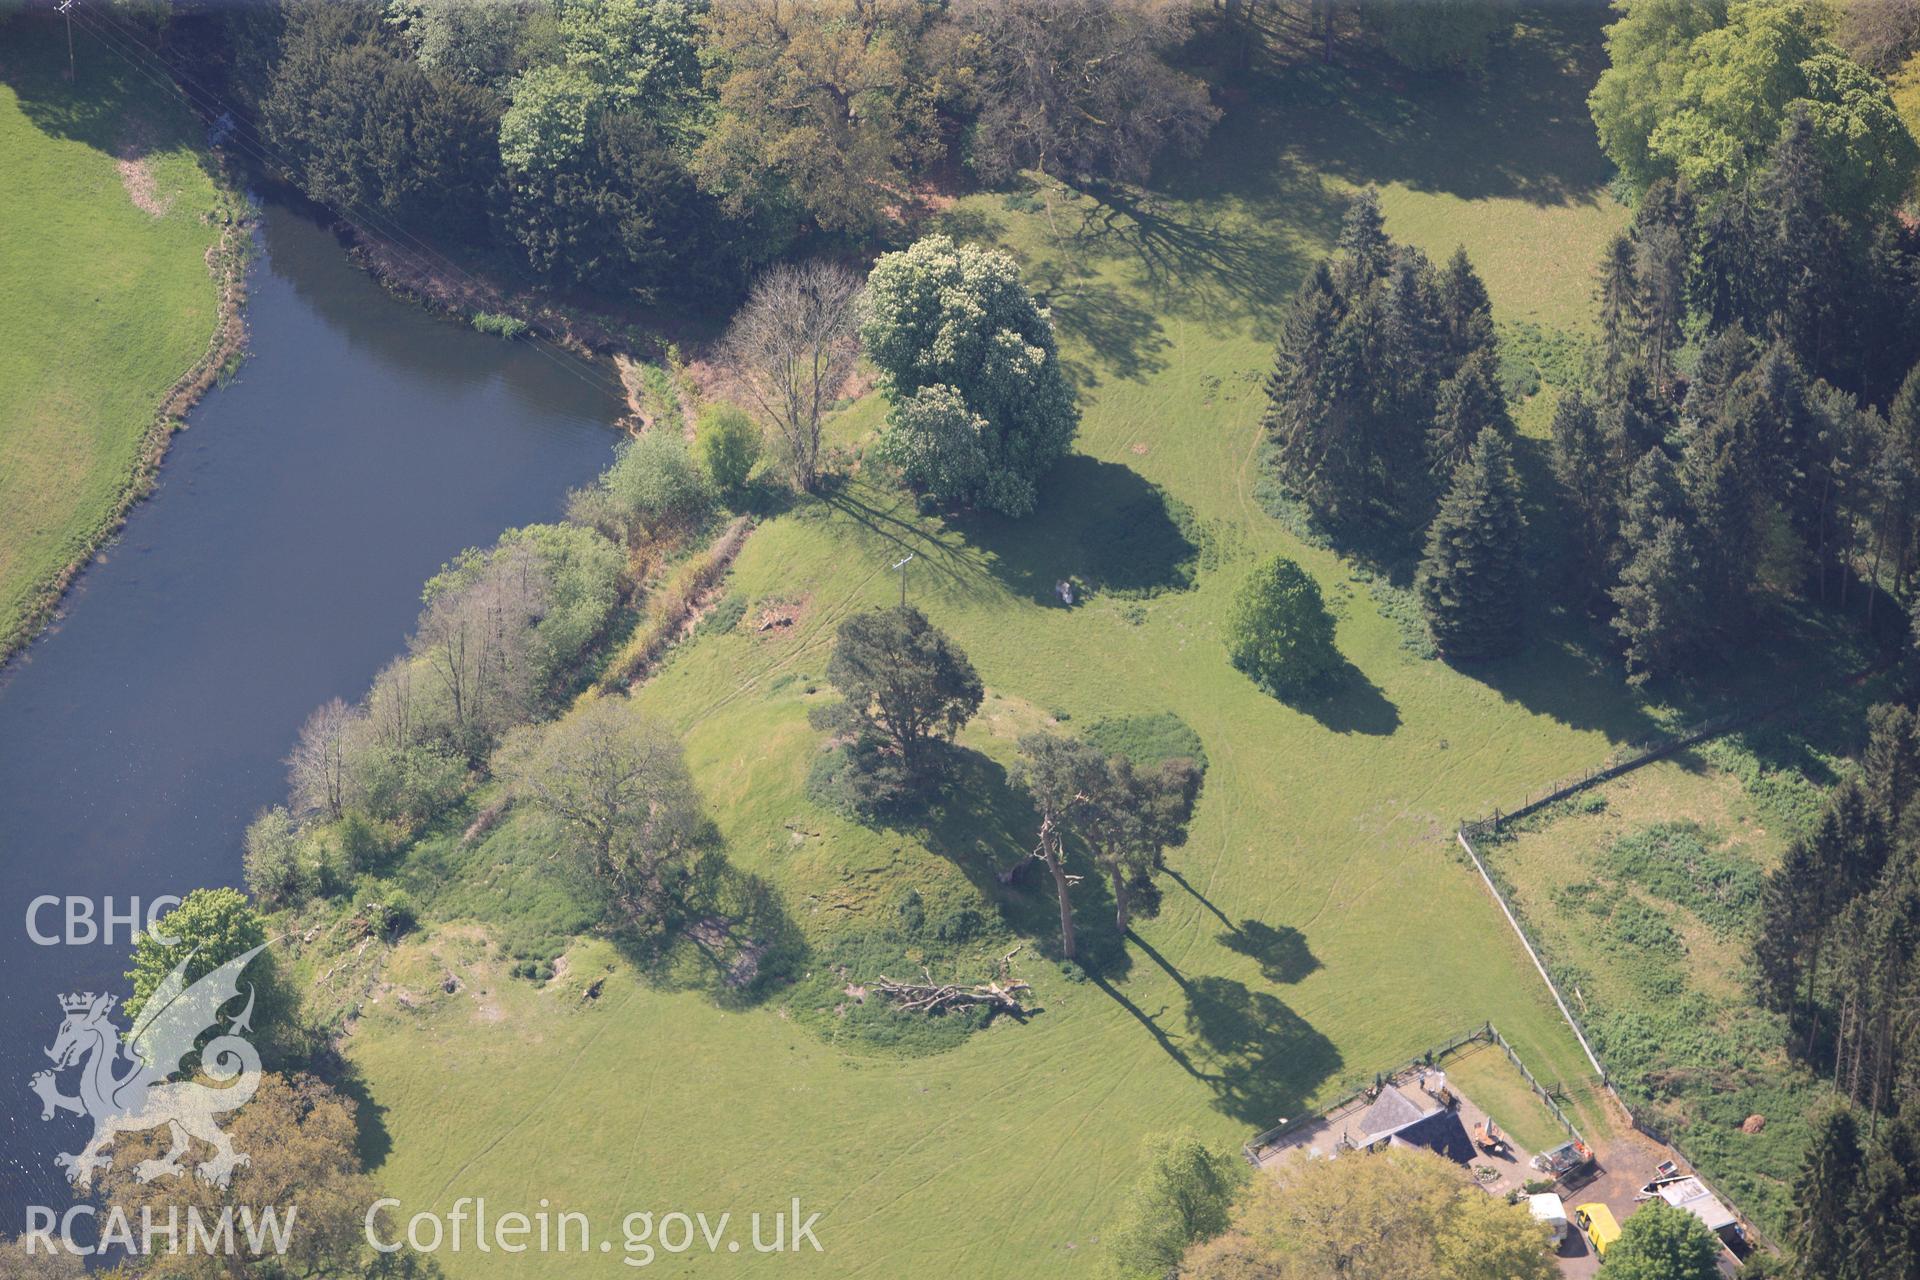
[{"left": 1348, "top": 1085, "right": 1440, "bottom": 1146}]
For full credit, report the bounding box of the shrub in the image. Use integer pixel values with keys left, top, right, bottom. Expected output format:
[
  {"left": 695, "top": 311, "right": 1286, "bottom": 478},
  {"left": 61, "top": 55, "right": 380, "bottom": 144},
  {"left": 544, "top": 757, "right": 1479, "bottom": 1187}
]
[
  {"left": 1084, "top": 711, "right": 1208, "bottom": 772},
  {"left": 696, "top": 592, "right": 748, "bottom": 637},
  {"left": 244, "top": 806, "right": 312, "bottom": 910},
  {"left": 805, "top": 739, "right": 917, "bottom": 820},
  {"left": 584, "top": 431, "right": 714, "bottom": 542},
  {"left": 348, "top": 740, "right": 469, "bottom": 826},
  {"left": 1605, "top": 822, "right": 1764, "bottom": 935},
  {"left": 471, "top": 311, "right": 528, "bottom": 339},
  {"left": 696, "top": 402, "right": 763, "bottom": 498},
  {"left": 1224, "top": 555, "right": 1343, "bottom": 699},
  {"left": 355, "top": 881, "right": 419, "bottom": 937}
]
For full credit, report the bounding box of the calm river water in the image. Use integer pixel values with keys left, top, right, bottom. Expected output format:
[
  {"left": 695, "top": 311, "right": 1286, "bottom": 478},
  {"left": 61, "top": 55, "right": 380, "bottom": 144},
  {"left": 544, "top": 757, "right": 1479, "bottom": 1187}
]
[{"left": 0, "top": 202, "right": 620, "bottom": 1224}]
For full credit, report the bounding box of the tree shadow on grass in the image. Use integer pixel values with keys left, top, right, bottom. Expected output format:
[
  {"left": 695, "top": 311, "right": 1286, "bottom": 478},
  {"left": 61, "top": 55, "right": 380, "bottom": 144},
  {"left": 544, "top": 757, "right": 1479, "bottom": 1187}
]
[
  {"left": 815, "top": 479, "right": 999, "bottom": 605},
  {"left": 955, "top": 455, "right": 1200, "bottom": 605},
  {"left": 611, "top": 847, "right": 808, "bottom": 1012},
  {"left": 309, "top": 1051, "right": 394, "bottom": 1171},
  {"left": 1184, "top": 975, "right": 1343, "bottom": 1128},
  {"left": 1203, "top": 6, "right": 1615, "bottom": 211},
  {"left": 1060, "top": 181, "right": 1329, "bottom": 331},
  {"left": 1025, "top": 265, "right": 1171, "bottom": 387},
  {"left": 0, "top": 16, "right": 204, "bottom": 156},
  {"left": 1291, "top": 662, "right": 1402, "bottom": 737},
  {"left": 913, "top": 746, "right": 1134, "bottom": 980},
  {"left": 1220, "top": 919, "right": 1321, "bottom": 985},
  {"left": 1097, "top": 927, "right": 1341, "bottom": 1126}
]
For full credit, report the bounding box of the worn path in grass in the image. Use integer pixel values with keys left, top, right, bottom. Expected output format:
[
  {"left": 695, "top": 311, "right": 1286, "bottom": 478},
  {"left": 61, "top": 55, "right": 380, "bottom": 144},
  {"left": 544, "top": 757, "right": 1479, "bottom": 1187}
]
[
  {"left": 348, "top": 11, "right": 1642, "bottom": 1276},
  {"left": 0, "top": 20, "right": 225, "bottom": 661}
]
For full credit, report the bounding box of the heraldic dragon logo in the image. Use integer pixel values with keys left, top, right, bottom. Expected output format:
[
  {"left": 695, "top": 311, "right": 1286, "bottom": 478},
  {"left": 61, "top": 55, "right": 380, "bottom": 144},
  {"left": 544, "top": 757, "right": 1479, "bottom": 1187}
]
[{"left": 28, "top": 944, "right": 268, "bottom": 1190}]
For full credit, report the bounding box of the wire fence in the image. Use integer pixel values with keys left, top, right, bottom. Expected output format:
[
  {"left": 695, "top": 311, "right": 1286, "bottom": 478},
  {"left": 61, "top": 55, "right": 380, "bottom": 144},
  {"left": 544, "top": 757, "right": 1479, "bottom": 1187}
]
[
  {"left": 1456, "top": 831, "right": 1779, "bottom": 1255},
  {"left": 1461, "top": 653, "right": 1895, "bottom": 839}
]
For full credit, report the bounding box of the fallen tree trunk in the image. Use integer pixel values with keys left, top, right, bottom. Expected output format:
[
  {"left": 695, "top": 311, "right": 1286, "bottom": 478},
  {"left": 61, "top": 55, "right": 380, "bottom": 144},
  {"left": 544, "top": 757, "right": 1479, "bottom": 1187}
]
[{"left": 871, "top": 949, "right": 1031, "bottom": 1015}]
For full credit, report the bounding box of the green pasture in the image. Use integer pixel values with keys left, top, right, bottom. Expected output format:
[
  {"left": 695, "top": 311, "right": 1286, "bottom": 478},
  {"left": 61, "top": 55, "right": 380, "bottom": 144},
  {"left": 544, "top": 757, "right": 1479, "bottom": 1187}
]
[
  {"left": 0, "top": 19, "right": 224, "bottom": 660},
  {"left": 342, "top": 11, "right": 1690, "bottom": 1276}
]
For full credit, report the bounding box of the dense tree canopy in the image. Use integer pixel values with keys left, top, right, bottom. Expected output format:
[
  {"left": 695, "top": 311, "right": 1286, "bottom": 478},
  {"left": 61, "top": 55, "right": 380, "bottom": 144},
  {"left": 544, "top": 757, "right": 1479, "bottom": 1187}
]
[
  {"left": 1224, "top": 555, "right": 1343, "bottom": 699},
  {"left": 863, "top": 235, "right": 1078, "bottom": 516},
  {"left": 958, "top": 0, "right": 1219, "bottom": 185},
  {"left": 1596, "top": 1200, "right": 1720, "bottom": 1280},
  {"left": 696, "top": 0, "right": 951, "bottom": 238},
  {"left": 1102, "top": 1129, "right": 1244, "bottom": 1279},
  {"left": 1184, "top": 1146, "right": 1555, "bottom": 1280},
  {"left": 1262, "top": 192, "right": 1503, "bottom": 535},
  {"left": 1592, "top": 0, "right": 1919, "bottom": 216}
]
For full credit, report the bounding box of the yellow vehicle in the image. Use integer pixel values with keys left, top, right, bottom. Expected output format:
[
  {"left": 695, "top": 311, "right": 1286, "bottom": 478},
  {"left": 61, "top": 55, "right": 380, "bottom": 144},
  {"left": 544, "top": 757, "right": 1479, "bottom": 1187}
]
[{"left": 1573, "top": 1203, "right": 1622, "bottom": 1258}]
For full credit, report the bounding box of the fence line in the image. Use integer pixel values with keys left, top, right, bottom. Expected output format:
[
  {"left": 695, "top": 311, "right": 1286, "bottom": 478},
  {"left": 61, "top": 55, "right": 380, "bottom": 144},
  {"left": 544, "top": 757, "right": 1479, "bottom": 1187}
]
[
  {"left": 1457, "top": 830, "right": 1608, "bottom": 1082},
  {"left": 1457, "top": 830, "right": 1781, "bottom": 1256},
  {"left": 1461, "top": 654, "right": 1894, "bottom": 839}
]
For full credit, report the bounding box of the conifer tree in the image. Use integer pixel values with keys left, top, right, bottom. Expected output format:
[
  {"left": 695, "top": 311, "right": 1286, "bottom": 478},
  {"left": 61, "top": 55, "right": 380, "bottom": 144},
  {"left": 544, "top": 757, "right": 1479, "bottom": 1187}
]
[
  {"left": 1549, "top": 391, "right": 1623, "bottom": 612},
  {"left": 1262, "top": 262, "right": 1362, "bottom": 523},
  {"left": 1428, "top": 347, "right": 1510, "bottom": 478},
  {"left": 1610, "top": 517, "right": 1708, "bottom": 684},
  {"left": 1336, "top": 187, "right": 1391, "bottom": 287},
  {"left": 1437, "top": 245, "right": 1494, "bottom": 367},
  {"left": 1631, "top": 179, "right": 1693, "bottom": 391},
  {"left": 1865, "top": 704, "right": 1920, "bottom": 835},
  {"left": 1417, "top": 428, "right": 1525, "bottom": 660},
  {"left": 1596, "top": 231, "right": 1644, "bottom": 396},
  {"left": 1850, "top": 1107, "right": 1920, "bottom": 1276},
  {"left": 1789, "top": 1107, "right": 1863, "bottom": 1280},
  {"left": 1681, "top": 410, "right": 1761, "bottom": 626}
]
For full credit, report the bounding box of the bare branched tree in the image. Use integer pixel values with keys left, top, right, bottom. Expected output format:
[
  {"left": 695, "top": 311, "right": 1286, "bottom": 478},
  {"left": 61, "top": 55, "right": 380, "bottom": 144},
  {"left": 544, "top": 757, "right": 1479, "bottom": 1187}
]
[
  {"left": 288, "top": 697, "right": 363, "bottom": 821},
  {"left": 720, "top": 260, "right": 863, "bottom": 493},
  {"left": 411, "top": 540, "right": 551, "bottom": 753}
]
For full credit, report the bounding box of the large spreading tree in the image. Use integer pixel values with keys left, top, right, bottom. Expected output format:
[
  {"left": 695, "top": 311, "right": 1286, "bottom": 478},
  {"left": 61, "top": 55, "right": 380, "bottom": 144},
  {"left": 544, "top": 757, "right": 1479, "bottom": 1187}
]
[
  {"left": 862, "top": 235, "right": 1078, "bottom": 516},
  {"left": 494, "top": 696, "right": 705, "bottom": 928}
]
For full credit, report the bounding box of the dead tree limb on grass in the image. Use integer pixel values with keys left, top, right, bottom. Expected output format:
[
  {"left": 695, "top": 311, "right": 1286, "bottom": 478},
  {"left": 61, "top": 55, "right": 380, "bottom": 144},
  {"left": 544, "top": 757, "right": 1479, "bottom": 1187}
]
[{"left": 871, "top": 949, "right": 1032, "bottom": 1015}]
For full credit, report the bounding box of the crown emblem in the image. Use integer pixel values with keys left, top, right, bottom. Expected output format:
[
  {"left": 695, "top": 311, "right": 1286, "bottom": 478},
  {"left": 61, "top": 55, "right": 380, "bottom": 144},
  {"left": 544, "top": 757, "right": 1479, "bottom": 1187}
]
[{"left": 58, "top": 993, "right": 104, "bottom": 1014}]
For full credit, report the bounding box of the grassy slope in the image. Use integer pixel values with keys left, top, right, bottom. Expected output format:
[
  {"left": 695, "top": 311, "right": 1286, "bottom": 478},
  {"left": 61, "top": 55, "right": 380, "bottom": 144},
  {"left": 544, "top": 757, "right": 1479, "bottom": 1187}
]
[
  {"left": 0, "top": 19, "right": 222, "bottom": 658},
  {"left": 345, "top": 12, "right": 1638, "bottom": 1276}
]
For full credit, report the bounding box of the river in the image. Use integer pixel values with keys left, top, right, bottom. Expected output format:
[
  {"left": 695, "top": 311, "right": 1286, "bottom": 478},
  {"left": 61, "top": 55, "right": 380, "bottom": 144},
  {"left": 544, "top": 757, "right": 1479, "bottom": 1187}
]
[{"left": 0, "top": 202, "right": 621, "bottom": 1226}]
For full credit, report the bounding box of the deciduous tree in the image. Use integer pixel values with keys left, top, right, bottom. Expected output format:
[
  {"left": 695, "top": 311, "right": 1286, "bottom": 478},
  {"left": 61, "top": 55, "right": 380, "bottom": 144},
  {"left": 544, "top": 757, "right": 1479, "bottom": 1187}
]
[
  {"left": 494, "top": 696, "right": 703, "bottom": 926},
  {"left": 1102, "top": 1129, "right": 1244, "bottom": 1279},
  {"left": 1224, "top": 555, "right": 1343, "bottom": 699},
  {"left": 862, "top": 235, "right": 1077, "bottom": 516},
  {"left": 1595, "top": 1199, "right": 1719, "bottom": 1280},
  {"left": 721, "top": 260, "right": 864, "bottom": 493},
  {"left": 958, "top": 0, "right": 1219, "bottom": 186}
]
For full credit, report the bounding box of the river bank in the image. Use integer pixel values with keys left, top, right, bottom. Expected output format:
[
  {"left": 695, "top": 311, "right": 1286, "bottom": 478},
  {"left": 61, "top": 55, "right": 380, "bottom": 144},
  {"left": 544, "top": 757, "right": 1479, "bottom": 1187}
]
[
  {"left": 0, "top": 198, "right": 622, "bottom": 1222},
  {"left": 0, "top": 17, "right": 248, "bottom": 668}
]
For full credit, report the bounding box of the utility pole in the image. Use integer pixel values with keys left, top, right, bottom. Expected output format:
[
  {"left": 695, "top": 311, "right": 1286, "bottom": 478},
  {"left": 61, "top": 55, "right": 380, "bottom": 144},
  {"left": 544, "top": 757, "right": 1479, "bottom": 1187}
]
[
  {"left": 58, "top": 0, "right": 75, "bottom": 82},
  {"left": 891, "top": 553, "right": 914, "bottom": 608}
]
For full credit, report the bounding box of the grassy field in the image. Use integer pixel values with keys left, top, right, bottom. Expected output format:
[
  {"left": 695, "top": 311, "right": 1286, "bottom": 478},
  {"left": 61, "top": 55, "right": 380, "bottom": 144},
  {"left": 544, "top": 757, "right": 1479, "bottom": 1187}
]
[
  {"left": 0, "top": 19, "right": 226, "bottom": 660},
  {"left": 1476, "top": 677, "right": 1876, "bottom": 1237},
  {"left": 336, "top": 12, "right": 1666, "bottom": 1276}
]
